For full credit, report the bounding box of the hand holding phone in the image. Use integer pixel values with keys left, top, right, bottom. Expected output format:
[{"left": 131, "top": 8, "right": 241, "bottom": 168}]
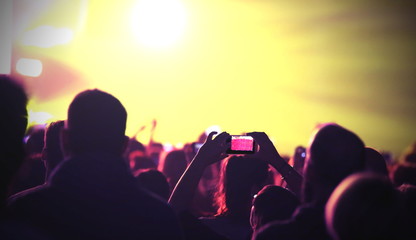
[
  {"left": 246, "top": 132, "right": 281, "bottom": 162},
  {"left": 194, "top": 131, "right": 231, "bottom": 166}
]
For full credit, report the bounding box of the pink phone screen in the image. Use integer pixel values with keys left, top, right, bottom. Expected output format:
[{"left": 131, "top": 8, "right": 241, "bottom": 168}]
[{"left": 231, "top": 136, "right": 253, "bottom": 151}]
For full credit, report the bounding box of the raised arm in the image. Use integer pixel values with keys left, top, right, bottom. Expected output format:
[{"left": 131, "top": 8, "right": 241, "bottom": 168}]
[
  {"left": 247, "top": 132, "right": 303, "bottom": 197},
  {"left": 168, "top": 132, "right": 230, "bottom": 213}
]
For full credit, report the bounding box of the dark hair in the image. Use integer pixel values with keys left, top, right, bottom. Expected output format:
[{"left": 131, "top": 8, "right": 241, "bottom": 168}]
[
  {"left": 161, "top": 150, "right": 188, "bottom": 191},
  {"left": 67, "top": 89, "right": 127, "bottom": 155},
  {"left": 43, "top": 120, "right": 65, "bottom": 174},
  {"left": 0, "top": 75, "right": 28, "bottom": 155},
  {"left": 135, "top": 169, "right": 170, "bottom": 201},
  {"left": 303, "top": 123, "right": 366, "bottom": 203},
  {"left": 25, "top": 126, "right": 45, "bottom": 157},
  {"left": 215, "top": 155, "right": 269, "bottom": 219},
  {"left": 0, "top": 75, "right": 28, "bottom": 207},
  {"left": 392, "top": 163, "right": 416, "bottom": 187},
  {"left": 251, "top": 185, "right": 300, "bottom": 230},
  {"left": 364, "top": 147, "right": 388, "bottom": 176},
  {"left": 326, "top": 173, "right": 404, "bottom": 240}
]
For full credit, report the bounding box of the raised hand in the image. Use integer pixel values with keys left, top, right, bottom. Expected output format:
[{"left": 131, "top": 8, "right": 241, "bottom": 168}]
[
  {"left": 246, "top": 131, "right": 282, "bottom": 165},
  {"left": 247, "top": 131, "right": 303, "bottom": 197},
  {"left": 169, "top": 131, "right": 231, "bottom": 212},
  {"left": 195, "top": 131, "right": 230, "bottom": 167}
]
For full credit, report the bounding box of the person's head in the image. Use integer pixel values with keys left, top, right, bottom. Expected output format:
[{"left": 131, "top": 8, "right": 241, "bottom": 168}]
[
  {"left": 63, "top": 89, "right": 127, "bottom": 156},
  {"left": 25, "top": 126, "right": 45, "bottom": 159},
  {"left": 364, "top": 147, "right": 388, "bottom": 176},
  {"left": 391, "top": 163, "right": 416, "bottom": 187},
  {"left": 42, "top": 120, "right": 65, "bottom": 177},
  {"left": 0, "top": 75, "right": 28, "bottom": 206},
  {"left": 134, "top": 169, "right": 170, "bottom": 201},
  {"left": 124, "top": 138, "right": 146, "bottom": 167},
  {"left": 147, "top": 142, "right": 164, "bottom": 166},
  {"left": 250, "top": 185, "right": 300, "bottom": 231},
  {"left": 303, "top": 123, "right": 366, "bottom": 204},
  {"left": 325, "top": 173, "right": 404, "bottom": 240},
  {"left": 399, "top": 142, "right": 416, "bottom": 164},
  {"left": 161, "top": 150, "right": 188, "bottom": 191},
  {"left": 0, "top": 75, "right": 28, "bottom": 157},
  {"left": 215, "top": 155, "right": 269, "bottom": 220}
]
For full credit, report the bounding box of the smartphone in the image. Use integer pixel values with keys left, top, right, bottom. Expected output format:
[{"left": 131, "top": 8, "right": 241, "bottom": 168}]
[
  {"left": 226, "top": 135, "right": 255, "bottom": 154},
  {"left": 295, "top": 146, "right": 306, "bottom": 159}
]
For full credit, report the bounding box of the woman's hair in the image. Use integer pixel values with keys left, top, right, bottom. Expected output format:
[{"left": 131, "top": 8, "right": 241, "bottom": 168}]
[
  {"left": 215, "top": 155, "right": 269, "bottom": 219},
  {"left": 161, "top": 150, "right": 188, "bottom": 191}
]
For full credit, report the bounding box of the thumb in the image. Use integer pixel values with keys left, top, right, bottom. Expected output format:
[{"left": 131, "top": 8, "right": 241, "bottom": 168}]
[{"left": 206, "top": 131, "right": 218, "bottom": 142}]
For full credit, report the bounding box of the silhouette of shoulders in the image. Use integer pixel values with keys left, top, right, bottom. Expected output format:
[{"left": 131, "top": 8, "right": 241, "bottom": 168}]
[{"left": 8, "top": 152, "right": 182, "bottom": 240}]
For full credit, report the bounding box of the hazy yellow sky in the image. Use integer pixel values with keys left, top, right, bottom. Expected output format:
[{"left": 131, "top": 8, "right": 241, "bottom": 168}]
[{"left": 9, "top": 0, "right": 416, "bottom": 157}]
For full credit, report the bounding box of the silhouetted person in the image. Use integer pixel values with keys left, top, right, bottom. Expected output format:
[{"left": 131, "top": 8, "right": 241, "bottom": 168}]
[
  {"left": 7, "top": 89, "right": 182, "bottom": 240},
  {"left": 4, "top": 121, "right": 65, "bottom": 217},
  {"left": 325, "top": 173, "right": 405, "bottom": 240},
  {"left": 161, "top": 149, "right": 188, "bottom": 192},
  {"left": 0, "top": 75, "right": 28, "bottom": 213},
  {"left": 123, "top": 138, "right": 147, "bottom": 170},
  {"left": 0, "top": 76, "right": 47, "bottom": 238},
  {"left": 253, "top": 123, "right": 366, "bottom": 240},
  {"left": 148, "top": 142, "right": 164, "bottom": 167},
  {"left": 250, "top": 185, "right": 300, "bottom": 231},
  {"left": 391, "top": 143, "right": 416, "bottom": 187},
  {"left": 134, "top": 168, "right": 170, "bottom": 201},
  {"left": 200, "top": 155, "right": 269, "bottom": 240},
  {"left": 364, "top": 147, "right": 388, "bottom": 176},
  {"left": 169, "top": 131, "right": 302, "bottom": 240},
  {"left": 42, "top": 120, "right": 65, "bottom": 180},
  {"left": 9, "top": 126, "right": 46, "bottom": 195}
]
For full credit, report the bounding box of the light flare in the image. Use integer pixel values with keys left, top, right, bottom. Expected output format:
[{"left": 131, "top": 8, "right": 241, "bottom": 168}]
[{"left": 130, "top": 0, "right": 187, "bottom": 48}]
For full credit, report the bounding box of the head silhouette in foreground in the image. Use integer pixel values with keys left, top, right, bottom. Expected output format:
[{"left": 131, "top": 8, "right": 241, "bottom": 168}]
[
  {"left": 250, "top": 185, "right": 300, "bottom": 231},
  {"left": 254, "top": 123, "right": 366, "bottom": 240},
  {"left": 0, "top": 75, "right": 28, "bottom": 211},
  {"left": 302, "top": 123, "right": 366, "bottom": 204},
  {"left": 325, "top": 172, "right": 405, "bottom": 240},
  {"left": 63, "top": 89, "right": 128, "bottom": 156},
  {"left": 7, "top": 89, "right": 182, "bottom": 240}
]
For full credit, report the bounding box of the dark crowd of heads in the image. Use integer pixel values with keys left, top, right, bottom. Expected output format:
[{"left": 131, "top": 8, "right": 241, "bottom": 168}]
[{"left": 0, "top": 76, "right": 414, "bottom": 240}]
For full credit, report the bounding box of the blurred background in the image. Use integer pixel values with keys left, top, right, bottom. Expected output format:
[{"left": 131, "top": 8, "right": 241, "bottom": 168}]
[{"left": 1, "top": 0, "right": 415, "bottom": 157}]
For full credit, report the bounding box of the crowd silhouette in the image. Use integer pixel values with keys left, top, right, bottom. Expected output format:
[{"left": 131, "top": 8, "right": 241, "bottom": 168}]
[{"left": 0, "top": 74, "right": 415, "bottom": 239}]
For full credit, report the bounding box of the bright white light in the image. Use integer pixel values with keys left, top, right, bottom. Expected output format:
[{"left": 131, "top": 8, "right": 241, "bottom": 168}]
[
  {"left": 174, "top": 142, "right": 184, "bottom": 149},
  {"left": 28, "top": 110, "right": 53, "bottom": 124},
  {"left": 16, "top": 58, "right": 43, "bottom": 77},
  {"left": 130, "top": 0, "right": 187, "bottom": 48},
  {"left": 205, "top": 125, "right": 222, "bottom": 136},
  {"left": 163, "top": 142, "right": 174, "bottom": 152},
  {"left": 21, "top": 25, "right": 74, "bottom": 48}
]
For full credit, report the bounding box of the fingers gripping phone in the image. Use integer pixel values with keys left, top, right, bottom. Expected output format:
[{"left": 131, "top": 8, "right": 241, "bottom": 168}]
[{"left": 226, "top": 135, "right": 255, "bottom": 154}]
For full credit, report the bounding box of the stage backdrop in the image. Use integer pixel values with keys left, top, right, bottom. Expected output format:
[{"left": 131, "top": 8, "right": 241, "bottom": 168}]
[{"left": 6, "top": 0, "right": 416, "bottom": 158}]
